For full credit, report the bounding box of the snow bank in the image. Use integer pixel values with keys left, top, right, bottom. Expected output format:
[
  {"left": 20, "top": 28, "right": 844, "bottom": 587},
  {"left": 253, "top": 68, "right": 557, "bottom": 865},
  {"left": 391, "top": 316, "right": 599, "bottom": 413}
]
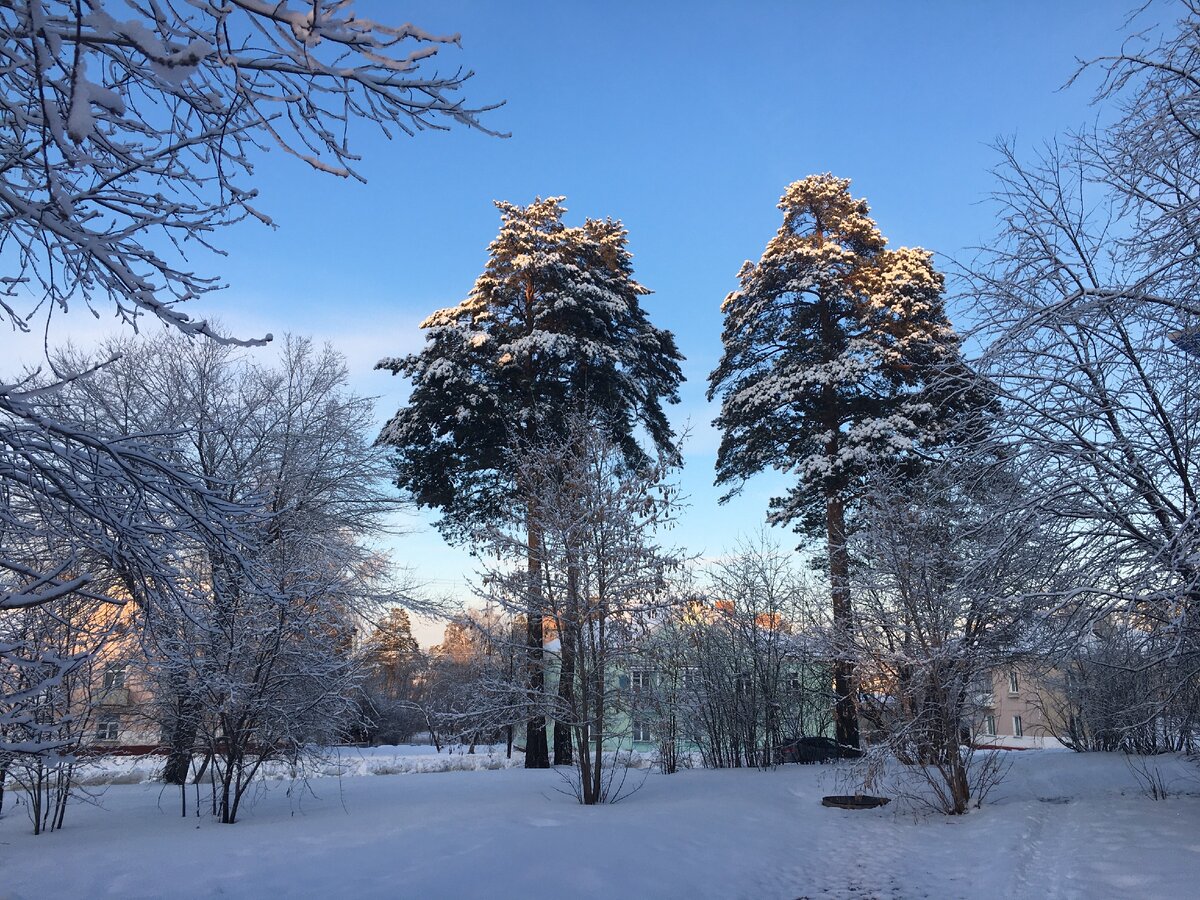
[
  {"left": 67, "top": 744, "right": 526, "bottom": 786},
  {"left": 68, "top": 743, "right": 670, "bottom": 786}
]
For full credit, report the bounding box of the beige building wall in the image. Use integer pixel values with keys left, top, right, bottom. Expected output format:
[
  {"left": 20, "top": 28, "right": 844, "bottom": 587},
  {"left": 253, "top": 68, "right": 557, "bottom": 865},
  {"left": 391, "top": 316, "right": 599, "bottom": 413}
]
[
  {"left": 975, "top": 666, "right": 1065, "bottom": 749},
  {"left": 85, "top": 606, "right": 162, "bottom": 750},
  {"left": 91, "top": 656, "right": 161, "bottom": 749}
]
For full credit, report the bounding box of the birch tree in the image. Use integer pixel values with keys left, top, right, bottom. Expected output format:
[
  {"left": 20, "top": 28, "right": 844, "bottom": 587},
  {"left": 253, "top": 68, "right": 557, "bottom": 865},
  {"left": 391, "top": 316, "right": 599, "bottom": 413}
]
[
  {"left": 972, "top": 17, "right": 1200, "bottom": 711},
  {"left": 43, "top": 333, "right": 405, "bottom": 822},
  {"left": 848, "top": 454, "right": 1067, "bottom": 813}
]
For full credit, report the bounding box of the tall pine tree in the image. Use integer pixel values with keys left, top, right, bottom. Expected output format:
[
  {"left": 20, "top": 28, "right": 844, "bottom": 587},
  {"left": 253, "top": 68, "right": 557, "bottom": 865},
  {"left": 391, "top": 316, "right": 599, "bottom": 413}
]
[
  {"left": 378, "top": 197, "right": 683, "bottom": 766},
  {"left": 707, "top": 174, "right": 974, "bottom": 748}
]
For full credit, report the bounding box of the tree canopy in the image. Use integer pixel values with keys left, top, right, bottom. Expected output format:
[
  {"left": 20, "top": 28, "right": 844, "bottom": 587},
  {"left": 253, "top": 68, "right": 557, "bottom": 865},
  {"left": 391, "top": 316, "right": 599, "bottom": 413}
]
[
  {"left": 708, "top": 173, "right": 977, "bottom": 538},
  {"left": 378, "top": 196, "right": 684, "bottom": 540}
]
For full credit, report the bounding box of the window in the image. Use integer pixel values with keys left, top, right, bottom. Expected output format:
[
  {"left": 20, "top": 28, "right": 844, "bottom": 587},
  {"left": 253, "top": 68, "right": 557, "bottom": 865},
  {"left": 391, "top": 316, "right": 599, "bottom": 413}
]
[
  {"left": 788, "top": 671, "right": 803, "bottom": 693},
  {"left": 1008, "top": 671, "right": 1019, "bottom": 695},
  {"left": 677, "top": 667, "right": 698, "bottom": 692},
  {"left": 630, "top": 670, "right": 653, "bottom": 693},
  {"left": 104, "top": 663, "right": 126, "bottom": 690},
  {"left": 736, "top": 672, "right": 751, "bottom": 696},
  {"left": 984, "top": 715, "right": 996, "bottom": 737},
  {"left": 666, "top": 667, "right": 698, "bottom": 698},
  {"left": 631, "top": 720, "right": 652, "bottom": 743},
  {"left": 1013, "top": 715, "right": 1024, "bottom": 737},
  {"left": 96, "top": 718, "right": 120, "bottom": 742}
]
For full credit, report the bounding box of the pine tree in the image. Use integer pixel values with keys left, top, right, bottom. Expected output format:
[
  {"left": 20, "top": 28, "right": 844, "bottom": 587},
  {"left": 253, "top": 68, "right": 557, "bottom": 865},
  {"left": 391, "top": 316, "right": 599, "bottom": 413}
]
[
  {"left": 369, "top": 608, "right": 421, "bottom": 656},
  {"left": 707, "top": 174, "right": 974, "bottom": 748},
  {"left": 378, "top": 197, "right": 684, "bottom": 766},
  {"left": 364, "top": 608, "right": 422, "bottom": 697}
]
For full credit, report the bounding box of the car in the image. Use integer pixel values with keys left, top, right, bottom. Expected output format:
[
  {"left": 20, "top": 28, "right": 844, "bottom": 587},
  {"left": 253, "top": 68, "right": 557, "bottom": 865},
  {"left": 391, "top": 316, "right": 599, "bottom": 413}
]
[{"left": 776, "top": 735, "right": 863, "bottom": 764}]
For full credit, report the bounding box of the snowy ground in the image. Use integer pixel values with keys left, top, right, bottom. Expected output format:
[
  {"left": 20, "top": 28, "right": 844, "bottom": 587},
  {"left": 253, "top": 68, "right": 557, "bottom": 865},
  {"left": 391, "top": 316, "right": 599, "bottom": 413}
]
[{"left": 2, "top": 749, "right": 1199, "bottom": 899}]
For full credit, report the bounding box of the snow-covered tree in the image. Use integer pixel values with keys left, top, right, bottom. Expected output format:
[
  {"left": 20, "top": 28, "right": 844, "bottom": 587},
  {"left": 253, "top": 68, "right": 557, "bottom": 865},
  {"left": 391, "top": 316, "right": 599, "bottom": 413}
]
[
  {"left": 42, "top": 333, "right": 405, "bottom": 822},
  {"left": 1, "top": 0, "right": 501, "bottom": 342},
  {"left": 473, "top": 414, "right": 685, "bottom": 802},
  {"left": 378, "top": 197, "right": 683, "bottom": 767},
  {"left": 1044, "top": 617, "right": 1200, "bottom": 754},
  {"left": 692, "top": 540, "right": 831, "bottom": 769},
  {"left": 0, "top": 368, "right": 250, "bottom": 773},
  {"left": 0, "top": 593, "right": 126, "bottom": 832},
  {"left": 362, "top": 608, "right": 422, "bottom": 697},
  {"left": 848, "top": 453, "right": 1066, "bottom": 814},
  {"left": 635, "top": 539, "right": 831, "bottom": 772},
  {"left": 418, "top": 613, "right": 525, "bottom": 754},
  {"left": 1080, "top": 1, "right": 1200, "bottom": 326},
  {"left": 972, "top": 144, "right": 1200, "bottom": 749},
  {"left": 708, "top": 175, "right": 981, "bottom": 748},
  {"left": 969, "top": 4, "right": 1200, "bottom": 735},
  {"left": 2, "top": 0, "right": 500, "bottom": 772},
  {"left": 357, "top": 608, "right": 426, "bottom": 746},
  {"left": 378, "top": 197, "right": 683, "bottom": 537}
]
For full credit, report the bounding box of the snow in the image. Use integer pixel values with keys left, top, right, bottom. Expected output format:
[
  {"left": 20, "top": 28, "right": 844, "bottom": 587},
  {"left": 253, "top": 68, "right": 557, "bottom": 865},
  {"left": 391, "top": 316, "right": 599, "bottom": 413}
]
[
  {"left": 63, "top": 744, "right": 526, "bottom": 787},
  {"left": 3, "top": 750, "right": 1198, "bottom": 898}
]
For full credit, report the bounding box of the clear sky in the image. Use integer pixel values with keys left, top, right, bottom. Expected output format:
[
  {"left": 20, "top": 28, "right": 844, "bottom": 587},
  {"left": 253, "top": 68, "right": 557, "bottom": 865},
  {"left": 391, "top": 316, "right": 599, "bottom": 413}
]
[{"left": 2, "top": 1, "right": 1153, "bottom": 644}]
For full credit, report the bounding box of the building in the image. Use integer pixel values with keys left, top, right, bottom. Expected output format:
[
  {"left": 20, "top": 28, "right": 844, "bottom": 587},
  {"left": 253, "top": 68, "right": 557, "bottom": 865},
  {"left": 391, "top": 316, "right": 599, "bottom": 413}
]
[
  {"left": 89, "top": 653, "right": 160, "bottom": 753},
  {"left": 974, "top": 665, "right": 1065, "bottom": 749}
]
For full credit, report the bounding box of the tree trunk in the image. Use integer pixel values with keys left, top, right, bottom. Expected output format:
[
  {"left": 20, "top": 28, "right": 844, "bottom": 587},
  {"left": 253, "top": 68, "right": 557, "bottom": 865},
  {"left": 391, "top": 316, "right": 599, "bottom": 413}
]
[
  {"left": 590, "top": 620, "right": 606, "bottom": 804},
  {"left": 554, "top": 640, "right": 575, "bottom": 765},
  {"left": 163, "top": 682, "right": 199, "bottom": 786},
  {"left": 554, "top": 554, "right": 579, "bottom": 766},
  {"left": 590, "top": 691, "right": 604, "bottom": 804},
  {"left": 947, "top": 731, "right": 970, "bottom": 814},
  {"left": 828, "top": 495, "right": 860, "bottom": 749},
  {"left": 524, "top": 509, "right": 550, "bottom": 768},
  {"left": 574, "top": 651, "right": 595, "bottom": 803}
]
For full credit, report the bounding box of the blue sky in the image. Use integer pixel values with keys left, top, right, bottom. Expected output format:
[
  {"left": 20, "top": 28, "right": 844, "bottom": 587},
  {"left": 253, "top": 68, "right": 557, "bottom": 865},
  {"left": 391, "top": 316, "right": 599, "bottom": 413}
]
[{"left": 2, "top": 1, "right": 1153, "bottom": 643}]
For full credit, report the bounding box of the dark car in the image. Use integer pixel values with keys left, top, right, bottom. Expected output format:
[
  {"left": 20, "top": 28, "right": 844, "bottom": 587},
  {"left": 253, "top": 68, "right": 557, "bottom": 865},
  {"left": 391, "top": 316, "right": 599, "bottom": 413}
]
[{"left": 776, "top": 736, "right": 864, "bottom": 764}]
